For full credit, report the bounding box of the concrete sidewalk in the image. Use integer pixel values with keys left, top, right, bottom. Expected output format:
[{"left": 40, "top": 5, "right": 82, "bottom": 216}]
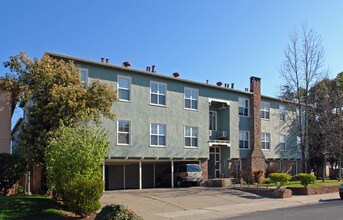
[{"left": 100, "top": 187, "right": 342, "bottom": 220}]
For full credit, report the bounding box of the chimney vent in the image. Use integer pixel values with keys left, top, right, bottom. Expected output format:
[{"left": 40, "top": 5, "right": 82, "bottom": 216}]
[
  {"left": 224, "top": 83, "right": 227, "bottom": 87},
  {"left": 101, "top": 58, "right": 104, "bottom": 63},
  {"left": 245, "top": 88, "right": 249, "bottom": 92},
  {"left": 173, "top": 72, "right": 180, "bottom": 78},
  {"left": 151, "top": 65, "right": 155, "bottom": 73},
  {"left": 206, "top": 80, "right": 209, "bottom": 84},
  {"left": 105, "top": 58, "right": 109, "bottom": 64},
  {"left": 216, "top": 82, "right": 223, "bottom": 86},
  {"left": 122, "top": 61, "right": 131, "bottom": 67},
  {"left": 231, "top": 83, "right": 234, "bottom": 89}
]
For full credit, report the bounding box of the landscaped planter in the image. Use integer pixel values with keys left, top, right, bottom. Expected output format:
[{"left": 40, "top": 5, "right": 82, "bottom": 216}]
[
  {"left": 287, "top": 185, "right": 339, "bottom": 195},
  {"left": 205, "top": 178, "right": 233, "bottom": 187},
  {"left": 238, "top": 187, "right": 292, "bottom": 198}
]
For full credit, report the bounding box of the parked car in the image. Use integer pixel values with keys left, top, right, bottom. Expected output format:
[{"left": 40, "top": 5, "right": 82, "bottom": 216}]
[
  {"left": 339, "top": 184, "right": 343, "bottom": 199},
  {"left": 156, "top": 164, "right": 203, "bottom": 187}
]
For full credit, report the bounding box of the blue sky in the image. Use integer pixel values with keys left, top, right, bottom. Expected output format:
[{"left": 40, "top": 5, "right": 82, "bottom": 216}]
[{"left": 1, "top": 1, "right": 343, "bottom": 127}]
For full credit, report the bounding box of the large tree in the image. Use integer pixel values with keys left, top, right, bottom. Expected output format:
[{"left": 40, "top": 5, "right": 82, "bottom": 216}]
[
  {"left": 0, "top": 52, "right": 116, "bottom": 191},
  {"left": 279, "top": 24, "right": 327, "bottom": 173}
]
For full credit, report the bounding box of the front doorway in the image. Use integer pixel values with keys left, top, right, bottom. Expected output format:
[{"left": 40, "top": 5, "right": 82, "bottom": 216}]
[{"left": 209, "top": 146, "right": 221, "bottom": 179}]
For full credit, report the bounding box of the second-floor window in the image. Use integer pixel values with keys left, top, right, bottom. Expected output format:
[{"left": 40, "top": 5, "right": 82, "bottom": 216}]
[
  {"left": 280, "top": 135, "right": 286, "bottom": 151},
  {"left": 209, "top": 111, "right": 217, "bottom": 131},
  {"left": 261, "top": 102, "right": 270, "bottom": 119},
  {"left": 80, "top": 68, "right": 88, "bottom": 88},
  {"left": 150, "top": 82, "right": 166, "bottom": 106},
  {"left": 239, "top": 131, "right": 250, "bottom": 149},
  {"left": 150, "top": 124, "right": 166, "bottom": 147},
  {"left": 261, "top": 133, "right": 270, "bottom": 150},
  {"left": 118, "top": 120, "right": 130, "bottom": 145},
  {"left": 184, "top": 88, "right": 198, "bottom": 110},
  {"left": 185, "top": 126, "right": 198, "bottom": 147},
  {"left": 118, "top": 76, "right": 131, "bottom": 101},
  {"left": 239, "top": 98, "right": 249, "bottom": 116},
  {"left": 279, "top": 105, "right": 285, "bottom": 121}
]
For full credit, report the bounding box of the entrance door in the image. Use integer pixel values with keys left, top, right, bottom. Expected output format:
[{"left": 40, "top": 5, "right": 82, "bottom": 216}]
[{"left": 209, "top": 146, "right": 221, "bottom": 178}]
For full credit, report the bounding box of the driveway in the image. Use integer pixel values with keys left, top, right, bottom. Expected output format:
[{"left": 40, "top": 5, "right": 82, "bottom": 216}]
[{"left": 100, "top": 187, "right": 340, "bottom": 220}]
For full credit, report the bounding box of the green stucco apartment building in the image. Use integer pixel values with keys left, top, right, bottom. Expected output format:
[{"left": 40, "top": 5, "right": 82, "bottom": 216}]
[{"left": 47, "top": 52, "right": 302, "bottom": 190}]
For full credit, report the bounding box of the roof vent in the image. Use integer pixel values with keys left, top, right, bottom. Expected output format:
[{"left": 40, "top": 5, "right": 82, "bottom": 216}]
[
  {"left": 101, "top": 58, "right": 104, "bottom": 63},
  {"left": 151, "top": 65, "right": 156, "bottom": 73},
  {"left": 122, "top": 61, "right": 131, "bottom": 67},
  {"left": 105, "top": 58, "right": 109, "bottom": 64},
  {"left": 173, "top": 72, "right": 180, "bottom": 78},
  {"left": 231, "top": 83, "right": 234, "bottom": 89},
  {"left": 245, "top": 88, "right": 249, "bottom": 92},
  {"left": 216, "top": 82, "right": 223, "bottom": 86}
]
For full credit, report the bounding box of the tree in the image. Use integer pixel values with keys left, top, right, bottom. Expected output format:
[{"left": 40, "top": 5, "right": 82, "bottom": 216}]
[
  {"left": 46, "top": 124, "right": 109, "bottom": 198},
  {"left": 279, "top": 24, "right": 327, "bottom": 173},
  {"left": 0, "top": 52, "right": 116, "bottom": 191}
]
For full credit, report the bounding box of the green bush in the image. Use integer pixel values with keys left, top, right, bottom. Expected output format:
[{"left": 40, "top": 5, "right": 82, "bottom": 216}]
[
  {"left": 46, "top": 124, "right": 109, "bottom": 199},
  {"left": 295, "top": 173, "right": 316, "bottom": 187},
  {"left": 270, "top": 173, "right": 291, "bottom": 189},
  {"left": 63, "top": 177, "right": 103, "bottom": 217},
  {"left": 95, "top": 204, "right": 143, "bottom": 220},
  {"left": 263, "top": 178, "right": 271, "bottom": 188},
  {"left": 0, "top": 153, "right": 27, "bottom": 195}
]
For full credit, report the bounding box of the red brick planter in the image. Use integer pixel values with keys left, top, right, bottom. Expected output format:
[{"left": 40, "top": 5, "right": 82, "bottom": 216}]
[
  {"left": 238, "top": 188, "right": 292, "bottom": 198},
  {"left": 287, "top": 185, "right": 339, "bottom": 195}
]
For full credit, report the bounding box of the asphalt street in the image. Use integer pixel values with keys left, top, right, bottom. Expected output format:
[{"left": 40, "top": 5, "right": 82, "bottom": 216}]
[{"left": 228, "top": 199, "right": 343, "bottom": 220}]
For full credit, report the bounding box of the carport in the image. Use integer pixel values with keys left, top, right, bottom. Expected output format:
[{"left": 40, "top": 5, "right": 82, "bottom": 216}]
[{"left": 104, "top": 158, "right": 202, "bottom": 190}]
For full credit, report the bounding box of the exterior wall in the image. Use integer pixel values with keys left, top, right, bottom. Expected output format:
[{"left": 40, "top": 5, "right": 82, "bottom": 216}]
[
  {"left": 0, "top": 90, "right": 12, "bottom": 153},
  {"left": 57, "top": 56, "right": 303, "bottom": 183}
]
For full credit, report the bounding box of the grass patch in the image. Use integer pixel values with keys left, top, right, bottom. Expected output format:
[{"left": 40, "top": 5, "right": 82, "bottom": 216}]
[
  {"left": 0, "top": 195, "right": 75, "bottom": 220},
  {"left": 285, "top": 179, "right": 342, "bottom": 188}
]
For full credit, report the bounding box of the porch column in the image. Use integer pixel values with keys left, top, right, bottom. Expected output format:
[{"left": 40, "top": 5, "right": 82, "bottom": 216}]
[
  {"left": 123, "top": 164, "right": 126, "bottom": 190},
  {"left": 171, "top": 160, "right": 174, "bottom": 188},
  {"left": 139, "top": 161, "right": 142, "bottom": 190}
]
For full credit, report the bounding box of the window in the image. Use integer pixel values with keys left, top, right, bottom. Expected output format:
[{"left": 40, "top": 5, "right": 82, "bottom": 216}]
[
  {"left": 80, "top": 68, "right": 88, "bottom": 88},
  {"left": 118, "top": 121, "right": 130, "bottom": 145},
  {"left": 261, "top": 102, "right": 270, "bottom": 119},
  {"left": 150, "top": 82, "right": 166, "bottom": 106},
  {"left": 209, "top": 111, "right": 217, "bottom": 131},
  {"left": 239, "top": 98, "right": 249, "bottom": 116},
  {"left": 184, "top": 126, "right": 198, "bottom": 147},
  {"left": 280, "top": 135, "right": 286, "bottom": 151},
  {"left": 261, "top": 133, "right": 270, "bottom": 150},
  {"left": 279, "top": 105, "right": 285, "bottom": 121},
  {"left": 239, "top": 131, "right": 250, "bottom": 149},
  {"left": 184, "top": 88, "right": 198, "bottom": 110},
  {"left": 150, "top": 124, "right": 166, "bottom": 147},
  {"left": 118, "top": 76, "right": 131, "bottom": 101}
]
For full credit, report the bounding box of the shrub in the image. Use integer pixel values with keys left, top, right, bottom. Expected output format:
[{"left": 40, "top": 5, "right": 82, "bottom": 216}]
[
  {"left": 270, "top": 173, "right": 292, "bottom": 189},
  {"left": 0, "top": 153, "right": 27, "bottom": 195},
  {"left": 95, "top": 204, "right": 143, "bottom": 220},
  {"left": 63, "top": 177, "right": 103, "bottom": 217},
  {"left": 46, "top": 124, "right": 109, "bottom": 199},
  {"left": 263, "top": 178, "right": 271, "bottom": 188},
  {"left": 252, "top": 170, "right": 264, "bottom": 184},
  {"left": 295, "top": 173, "right": 316, "bottom": 187}
]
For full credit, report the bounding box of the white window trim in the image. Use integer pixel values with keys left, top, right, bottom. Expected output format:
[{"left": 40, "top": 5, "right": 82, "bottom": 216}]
[
  {"left": 209, "top": 111, "right": 217, "bottom": 131},
  {"left": 239, "top": 130, "right": 250, "bottom": 150},
  {"left": 184, "top": 87, "right": 199, "bottom": 111},
  {"left": 184, "top": 126, "right": 199, "bottom": 148},
  {"left": 117, "top": 120, "right": 131, "bottom": 146},
  {"left": 261, "top": 132, "right": 270, "bottom": 150},
  {"left": 280, "top": 134, "right": 286, "bottom": 151},
  {"left": 261, "top": 102, "right": 270, "bottom": 120},
  {"left": 117, "top": 75, "right": 131, "bottom": 102},
  {"left": 150, "top": 123, "right": 167, "bottom": 148},
  {"left": 150, "top": 81, "right": 167, "bottom": 107},
  {"left": 80, "top": 68, "right": 89, "bottom": 88},
  {"left": 238, "top": 97, "right": 249, "bottom": 117}
]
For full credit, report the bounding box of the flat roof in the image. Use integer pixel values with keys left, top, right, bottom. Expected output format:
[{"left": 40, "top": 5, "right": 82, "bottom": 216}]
[{"left": 45, "top": 51, "right": 292, "bottom": 103}]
